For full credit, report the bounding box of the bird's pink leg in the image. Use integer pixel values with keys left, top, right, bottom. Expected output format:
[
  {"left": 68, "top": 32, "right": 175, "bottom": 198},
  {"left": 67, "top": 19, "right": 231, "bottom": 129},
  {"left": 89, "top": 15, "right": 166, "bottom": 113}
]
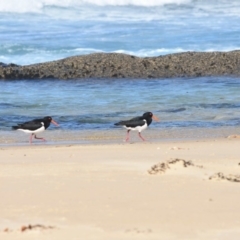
[
  {"left": 34, "top": 134, "right": 46, "bottom": 142},
  {"left": 125, "top": 130, "right": 130, "bottom": 141},
  {"left": 138, "top": 132, "right": 146, "bottom": 141},
  {"left": 29, "top": 133, "right": 34, "bottom": 144}
]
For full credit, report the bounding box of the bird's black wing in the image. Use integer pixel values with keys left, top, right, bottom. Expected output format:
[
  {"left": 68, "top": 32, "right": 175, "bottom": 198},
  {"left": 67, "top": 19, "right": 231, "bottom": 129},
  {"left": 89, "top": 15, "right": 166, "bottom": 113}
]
[
  {"left": 115, "top": 116, "right": 145, "bottom": 127},
  {"left": 16, "top": 120, "right": 43, "bottom": 130}
]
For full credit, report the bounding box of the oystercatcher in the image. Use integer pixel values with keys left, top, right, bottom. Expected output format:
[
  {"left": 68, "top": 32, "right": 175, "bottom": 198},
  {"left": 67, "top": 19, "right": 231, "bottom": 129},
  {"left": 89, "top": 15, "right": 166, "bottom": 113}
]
[
  {"left": 12, "top": 116, "right": 59, "bottom": 144},
  {"left": 114, "top": 112, "right": 159, "bottom": 141}
]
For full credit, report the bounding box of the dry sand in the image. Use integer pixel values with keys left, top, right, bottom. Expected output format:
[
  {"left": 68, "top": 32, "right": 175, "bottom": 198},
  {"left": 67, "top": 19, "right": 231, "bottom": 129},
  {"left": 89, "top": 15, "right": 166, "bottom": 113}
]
[{"left": 0, "top": 138, "right": 240, "bottom": 239}]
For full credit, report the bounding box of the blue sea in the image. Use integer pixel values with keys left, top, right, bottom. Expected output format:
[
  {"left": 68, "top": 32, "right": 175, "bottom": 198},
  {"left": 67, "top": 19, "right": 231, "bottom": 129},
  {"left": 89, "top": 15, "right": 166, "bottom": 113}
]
[{"left": 0, "top": 0, "right": 240, "bottom": 144}]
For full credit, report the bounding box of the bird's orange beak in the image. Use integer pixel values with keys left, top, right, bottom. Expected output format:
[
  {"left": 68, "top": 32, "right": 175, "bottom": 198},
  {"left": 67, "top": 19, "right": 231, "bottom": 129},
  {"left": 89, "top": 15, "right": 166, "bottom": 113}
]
[
  {"left": 152, "top": 115, "right": 160, "bottom": 121},
  {"left": 51, "top": 119, "right": 59, "bottom": 126}
]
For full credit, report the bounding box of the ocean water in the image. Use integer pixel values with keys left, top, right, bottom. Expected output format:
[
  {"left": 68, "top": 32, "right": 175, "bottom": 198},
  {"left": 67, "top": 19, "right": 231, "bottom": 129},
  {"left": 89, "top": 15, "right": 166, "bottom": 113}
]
[
  {"left": 0, "top": 0, "right": 240, "bottom": 144},
  {"left": 1, "top": 0, "right": 240, "bottom": 65}
]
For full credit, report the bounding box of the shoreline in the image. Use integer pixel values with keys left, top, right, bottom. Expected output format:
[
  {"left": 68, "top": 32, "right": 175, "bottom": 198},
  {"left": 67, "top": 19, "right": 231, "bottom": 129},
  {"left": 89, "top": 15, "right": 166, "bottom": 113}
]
[
  {"left": 1, "top": 138, "right": 240, "bottom": 239},
  {"left": 1, "top": 126, "right": 240, "bottom": 147}
]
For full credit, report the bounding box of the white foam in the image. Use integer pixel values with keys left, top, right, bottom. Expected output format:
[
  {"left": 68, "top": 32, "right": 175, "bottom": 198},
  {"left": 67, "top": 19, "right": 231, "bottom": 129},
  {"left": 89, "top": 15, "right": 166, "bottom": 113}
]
[
  {"left": 0, "top": 0, "right": 43, "bottom": 13},
  {"left": 0, "top": 0, "right": 191, "bottom": 13},
  {"left": 1, "top": 46, "right": 240, "bottom": 66},
  {"left": 1, "top": 0, "right": 240, "bottom": 19},
  {"left": 79, "top": 0, "right": 191, "bottom": 6}
]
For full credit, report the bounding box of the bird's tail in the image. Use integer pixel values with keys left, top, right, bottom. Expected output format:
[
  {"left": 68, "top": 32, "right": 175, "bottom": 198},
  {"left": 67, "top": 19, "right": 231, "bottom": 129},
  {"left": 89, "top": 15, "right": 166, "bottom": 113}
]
[
  {"left": 114, "top": 121, "right": 125, "bottom": 126},
  {"left": 12, "top": 125, "right": 20, "bottom": 130}
]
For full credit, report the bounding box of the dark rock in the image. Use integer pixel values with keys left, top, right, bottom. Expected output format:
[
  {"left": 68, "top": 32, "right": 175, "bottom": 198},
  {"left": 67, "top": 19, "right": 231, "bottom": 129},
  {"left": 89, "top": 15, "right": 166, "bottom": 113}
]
[
  {"left": 0, "top": 51, "right": 240, "bottom": 80},
  {"left": 0, "top": 62, "right": 19, "bottom": 68}
]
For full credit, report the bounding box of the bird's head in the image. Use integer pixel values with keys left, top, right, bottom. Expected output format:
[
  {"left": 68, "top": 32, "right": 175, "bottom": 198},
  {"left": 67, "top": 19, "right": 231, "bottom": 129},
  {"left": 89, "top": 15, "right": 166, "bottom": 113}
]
[
  {"left": 44, "top": 116, "right": 59, "bottom": 126},
  {"left": 143, "top": 112, "right": 159, "bottom": 121}
]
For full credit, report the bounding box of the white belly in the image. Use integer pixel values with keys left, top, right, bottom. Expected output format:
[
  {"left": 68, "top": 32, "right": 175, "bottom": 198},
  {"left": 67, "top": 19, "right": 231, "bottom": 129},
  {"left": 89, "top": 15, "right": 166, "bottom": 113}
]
[
  {"left": 18, "top": 125, "right": 45, "bottom": 134},
  {"left": 124, "top": 121, "right": 148, "bottom": 132}
]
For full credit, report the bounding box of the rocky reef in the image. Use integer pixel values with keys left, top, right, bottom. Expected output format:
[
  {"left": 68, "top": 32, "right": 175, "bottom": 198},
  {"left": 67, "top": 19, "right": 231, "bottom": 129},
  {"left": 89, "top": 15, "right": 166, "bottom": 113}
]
[{"left": 1, "top": 51, "right": 240, "bottom": 80}]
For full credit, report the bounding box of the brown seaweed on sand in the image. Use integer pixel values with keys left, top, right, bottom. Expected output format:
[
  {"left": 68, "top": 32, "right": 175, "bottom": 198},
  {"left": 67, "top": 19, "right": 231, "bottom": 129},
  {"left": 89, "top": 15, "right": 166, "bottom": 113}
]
[
  {"left": 148, "top": 158, "right": 203, "bottom": 175},
  {"left": 209, "top": 172, "right": 240, "bottom": 182},
  {"left": 21, "top": 224, "right": 55, "bottom": 232}
]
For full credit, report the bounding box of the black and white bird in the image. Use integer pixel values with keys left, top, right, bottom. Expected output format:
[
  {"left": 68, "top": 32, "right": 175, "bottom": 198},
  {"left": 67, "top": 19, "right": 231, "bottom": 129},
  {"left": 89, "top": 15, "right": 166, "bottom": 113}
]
[
  {"left": 12, "top": 116, "right": 59, "bottom": 144},
  {"left": 114, "top": 112, "right": 159, "bottom": 141}
]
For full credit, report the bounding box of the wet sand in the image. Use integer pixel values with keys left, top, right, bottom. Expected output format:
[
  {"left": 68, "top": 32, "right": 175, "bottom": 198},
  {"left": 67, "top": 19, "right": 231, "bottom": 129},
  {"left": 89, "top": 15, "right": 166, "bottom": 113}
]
[{"left": 1, "top": 126, "right": 240, "bottom": 145}]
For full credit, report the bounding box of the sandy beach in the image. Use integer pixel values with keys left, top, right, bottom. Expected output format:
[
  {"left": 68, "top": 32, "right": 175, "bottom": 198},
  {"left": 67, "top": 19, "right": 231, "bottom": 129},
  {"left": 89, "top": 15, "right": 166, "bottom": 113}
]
[{"left": 0, "top": 137, "right": 240, "bottom": 240}]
